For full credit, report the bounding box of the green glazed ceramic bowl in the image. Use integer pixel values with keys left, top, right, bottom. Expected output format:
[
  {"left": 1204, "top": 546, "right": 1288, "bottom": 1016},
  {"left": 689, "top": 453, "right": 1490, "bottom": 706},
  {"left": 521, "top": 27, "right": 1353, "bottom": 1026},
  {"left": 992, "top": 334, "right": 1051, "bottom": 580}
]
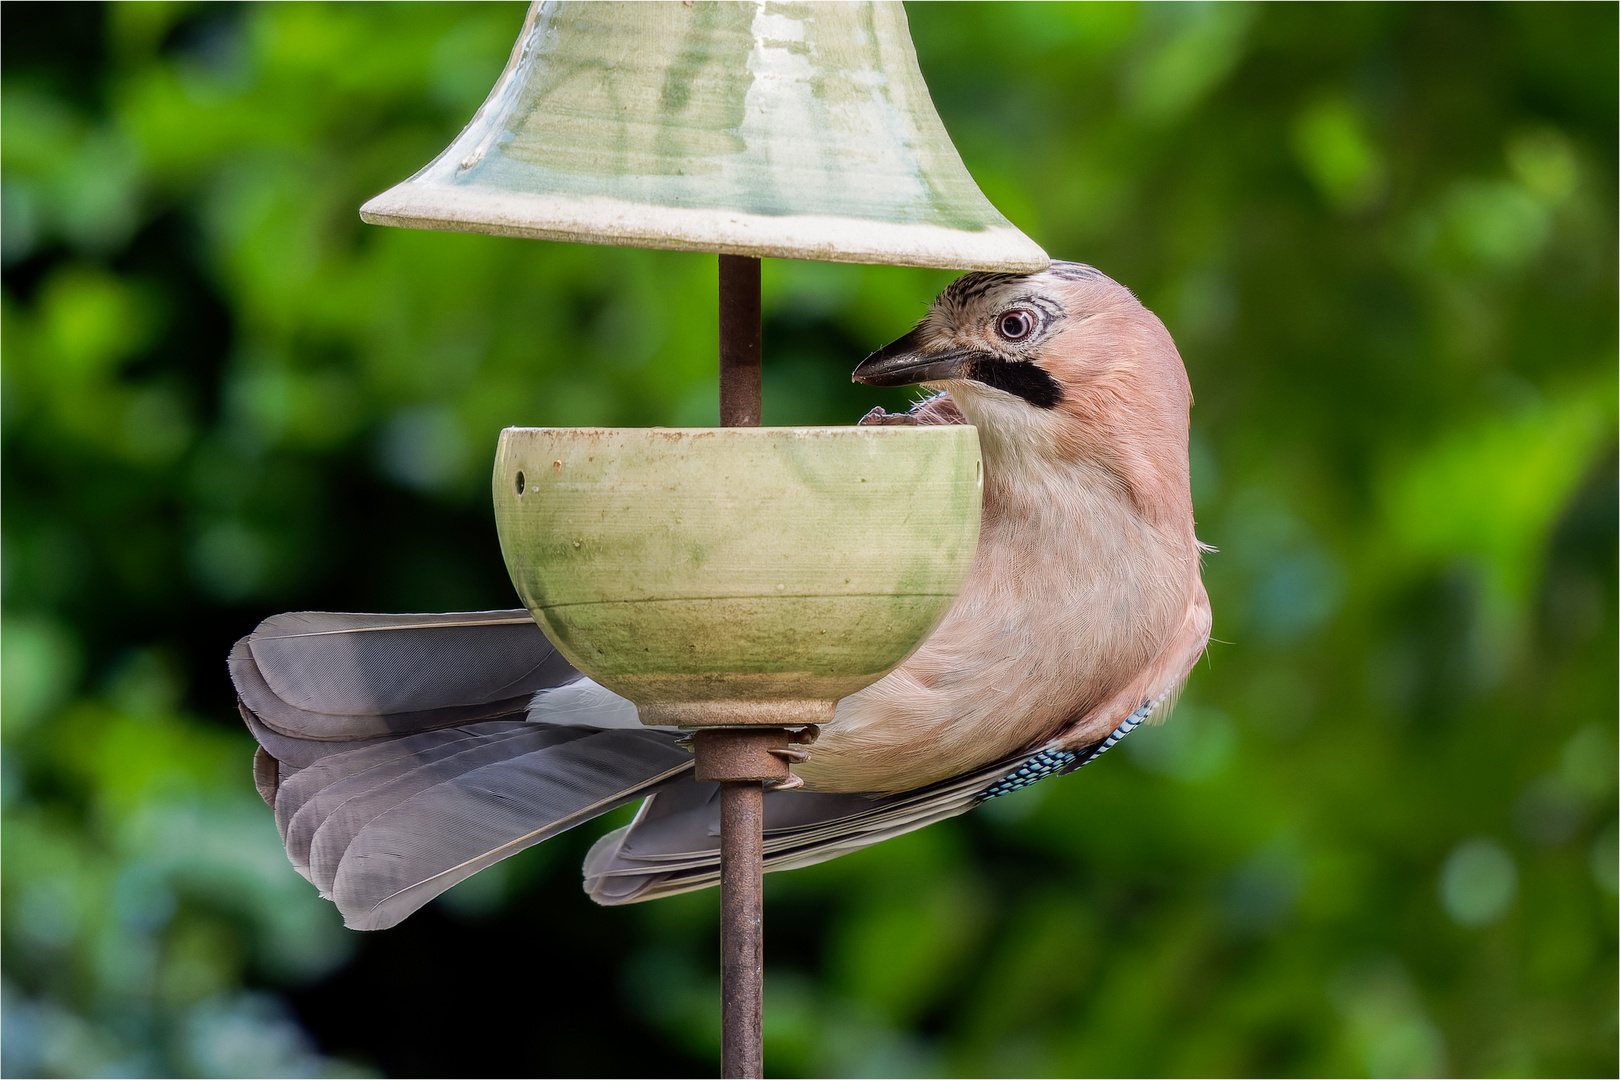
[{"left": 493, "top": 426, "right": 982, "bottom": 727}]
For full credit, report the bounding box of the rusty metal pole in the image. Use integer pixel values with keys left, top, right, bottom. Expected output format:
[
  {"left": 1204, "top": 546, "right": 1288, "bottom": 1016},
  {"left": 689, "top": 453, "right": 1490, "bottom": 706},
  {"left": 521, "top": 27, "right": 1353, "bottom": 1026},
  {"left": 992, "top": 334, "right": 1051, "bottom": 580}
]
[
  {"left": 718, "top": 781, "right": 764, "bottom": 1077},
  {"left": 719, "top": 254, "right": 762, "bottom": 428},
  {"left": 714, "top": 253, "right": 765, "bottom": 1079},
  {"left": 694, "top": 729, "right": 787, "bottom": 1080}
]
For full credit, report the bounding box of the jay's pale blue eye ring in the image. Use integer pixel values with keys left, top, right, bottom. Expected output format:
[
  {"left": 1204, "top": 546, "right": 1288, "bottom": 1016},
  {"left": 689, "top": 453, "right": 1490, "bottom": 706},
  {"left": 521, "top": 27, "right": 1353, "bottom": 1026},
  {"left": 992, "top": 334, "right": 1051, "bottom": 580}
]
[{"left": 997, "top": 309, "right": 1035, "bottom": 341}]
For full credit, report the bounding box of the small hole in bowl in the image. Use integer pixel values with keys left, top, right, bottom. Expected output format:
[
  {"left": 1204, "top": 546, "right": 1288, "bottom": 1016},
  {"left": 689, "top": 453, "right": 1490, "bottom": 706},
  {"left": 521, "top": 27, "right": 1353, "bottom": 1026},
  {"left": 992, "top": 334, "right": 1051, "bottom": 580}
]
[{"left": 515, "top": 471, "right": 526, "bottom": 496}]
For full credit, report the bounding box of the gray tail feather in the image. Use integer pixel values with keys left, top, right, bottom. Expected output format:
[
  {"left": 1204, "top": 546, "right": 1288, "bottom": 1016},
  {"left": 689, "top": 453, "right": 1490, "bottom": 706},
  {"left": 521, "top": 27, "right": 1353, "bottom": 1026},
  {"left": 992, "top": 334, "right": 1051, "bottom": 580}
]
[
  {"left": 582, "top": 754, "right": 1030, "bottom": 905},
  {"left": 582, "top": 704, "right": 1155, "bottom": 905},
  {"left": 231, "top": 610, "right": 692, "bottom": 930},
  {"left": 229, "top": 609, "right": 580, "bottom": 743}
]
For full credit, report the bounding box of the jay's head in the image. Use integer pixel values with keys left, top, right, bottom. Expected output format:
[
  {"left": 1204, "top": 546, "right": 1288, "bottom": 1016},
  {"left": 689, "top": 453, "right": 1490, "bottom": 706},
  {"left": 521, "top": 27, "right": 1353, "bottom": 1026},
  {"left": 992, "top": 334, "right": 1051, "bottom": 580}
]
[{"left": 853, "top": 261, "right": 1193, "bottom": 521}]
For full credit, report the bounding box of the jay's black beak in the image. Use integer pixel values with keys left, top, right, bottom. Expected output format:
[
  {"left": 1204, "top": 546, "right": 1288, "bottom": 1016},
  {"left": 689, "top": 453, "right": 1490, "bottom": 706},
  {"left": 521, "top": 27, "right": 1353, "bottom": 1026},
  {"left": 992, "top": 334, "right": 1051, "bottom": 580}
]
[
  {"left": 851, "top": 331, "right": 984, "bottom": 387},
  {"left": 852, "top": 329, "right": 1067, "bottom": 408}
]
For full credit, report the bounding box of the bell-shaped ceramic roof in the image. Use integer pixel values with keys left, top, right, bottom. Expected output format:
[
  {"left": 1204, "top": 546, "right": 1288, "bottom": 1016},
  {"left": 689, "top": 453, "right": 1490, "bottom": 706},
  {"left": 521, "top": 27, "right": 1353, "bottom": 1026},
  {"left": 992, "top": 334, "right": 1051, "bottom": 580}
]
[{"left": 361, "top": 1, "right": 1049, "bottom": 272}]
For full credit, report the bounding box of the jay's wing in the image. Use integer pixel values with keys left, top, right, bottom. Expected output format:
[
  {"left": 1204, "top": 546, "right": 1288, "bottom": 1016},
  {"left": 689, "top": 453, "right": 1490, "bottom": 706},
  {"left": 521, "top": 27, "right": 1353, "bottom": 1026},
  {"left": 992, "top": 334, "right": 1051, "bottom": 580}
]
[
  {"left": 232, "top": 610, "right": 692, "bottom": 930},
  {"left": 232, "top": 609, "right": 1163, "bottom": 921},
  {"left": 582, "top": 699, "right": 1159, "bottom": 905}
]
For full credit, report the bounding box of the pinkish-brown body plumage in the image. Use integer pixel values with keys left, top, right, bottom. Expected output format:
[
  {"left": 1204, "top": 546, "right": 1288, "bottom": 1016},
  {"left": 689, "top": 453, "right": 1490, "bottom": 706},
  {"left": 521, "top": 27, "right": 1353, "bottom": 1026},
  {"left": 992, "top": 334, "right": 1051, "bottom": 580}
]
[{"left": 800, "top": 261, "right": 1211, "bottom": 793}]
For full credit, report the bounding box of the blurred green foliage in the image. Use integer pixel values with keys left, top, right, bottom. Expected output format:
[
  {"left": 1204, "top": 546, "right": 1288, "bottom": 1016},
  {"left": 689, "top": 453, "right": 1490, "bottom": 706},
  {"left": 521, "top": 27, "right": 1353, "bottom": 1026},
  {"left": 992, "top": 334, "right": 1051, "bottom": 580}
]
[{"left": 2, "top": 2, "right": 1615, "bottom": 1077}]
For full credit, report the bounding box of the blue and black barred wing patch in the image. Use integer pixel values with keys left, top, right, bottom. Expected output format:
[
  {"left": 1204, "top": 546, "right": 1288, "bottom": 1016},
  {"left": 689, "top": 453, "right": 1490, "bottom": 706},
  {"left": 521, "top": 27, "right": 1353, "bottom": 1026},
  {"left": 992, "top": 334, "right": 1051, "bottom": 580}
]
[{"left": 978, "top": 696, "right": 1160, "bottom": 801}]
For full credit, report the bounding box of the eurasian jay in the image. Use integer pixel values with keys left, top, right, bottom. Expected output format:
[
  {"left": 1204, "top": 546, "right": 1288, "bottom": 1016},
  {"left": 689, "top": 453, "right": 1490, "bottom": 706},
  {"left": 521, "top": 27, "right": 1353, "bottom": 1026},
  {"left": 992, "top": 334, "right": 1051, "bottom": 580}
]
[{"left": 230, "top": 261, "right": 1211, "bottom": 930}]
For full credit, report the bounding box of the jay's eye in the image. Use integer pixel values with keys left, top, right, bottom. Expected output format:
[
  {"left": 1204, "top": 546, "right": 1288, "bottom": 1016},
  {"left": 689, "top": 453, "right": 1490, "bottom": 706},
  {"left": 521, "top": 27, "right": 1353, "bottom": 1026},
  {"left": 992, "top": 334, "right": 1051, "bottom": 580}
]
[{"left": 996, "top": 310, "right": 1035, "bottom": 341}]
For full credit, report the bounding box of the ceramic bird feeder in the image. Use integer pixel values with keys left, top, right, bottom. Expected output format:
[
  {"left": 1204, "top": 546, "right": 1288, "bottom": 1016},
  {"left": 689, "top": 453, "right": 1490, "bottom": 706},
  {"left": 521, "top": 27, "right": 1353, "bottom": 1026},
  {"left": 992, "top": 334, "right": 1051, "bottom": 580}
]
[
  {"left": 360, "top": 1, "right": 1047, "bottom": 269},
  {"left": 361, "top": 4, "right": 1047, "bottom": 1076}
]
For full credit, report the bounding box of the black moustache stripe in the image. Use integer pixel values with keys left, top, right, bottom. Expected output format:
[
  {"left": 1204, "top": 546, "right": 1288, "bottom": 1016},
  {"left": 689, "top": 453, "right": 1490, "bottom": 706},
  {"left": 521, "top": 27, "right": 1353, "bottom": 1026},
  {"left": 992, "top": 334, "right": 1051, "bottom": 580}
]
[{"left": 966, "top": 358, "right": 1064, "bottom": 409}]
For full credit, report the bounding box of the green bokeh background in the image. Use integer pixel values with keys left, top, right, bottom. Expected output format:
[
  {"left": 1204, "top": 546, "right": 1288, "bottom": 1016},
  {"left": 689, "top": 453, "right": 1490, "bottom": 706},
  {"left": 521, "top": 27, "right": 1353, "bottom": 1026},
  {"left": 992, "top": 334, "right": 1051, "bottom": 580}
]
[{"left": 2, "top": 3, "right": 1615, "bottom": 1077}]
